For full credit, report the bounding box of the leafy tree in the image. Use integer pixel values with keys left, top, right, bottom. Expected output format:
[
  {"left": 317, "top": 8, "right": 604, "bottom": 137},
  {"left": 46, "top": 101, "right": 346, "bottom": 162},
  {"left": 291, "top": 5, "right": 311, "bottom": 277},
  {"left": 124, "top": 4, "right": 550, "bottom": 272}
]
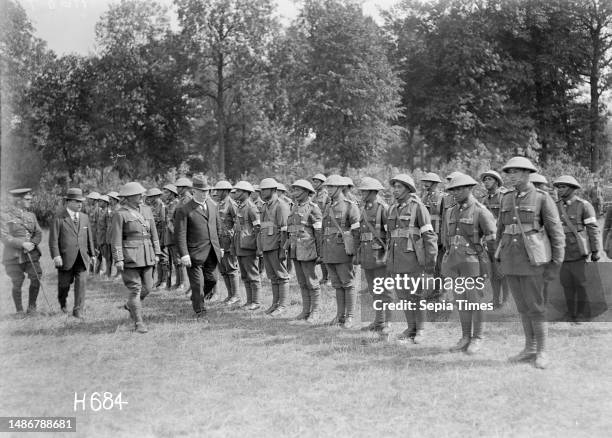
[{"left": 284, "top": 0, "right": 402, "bottom": 173}]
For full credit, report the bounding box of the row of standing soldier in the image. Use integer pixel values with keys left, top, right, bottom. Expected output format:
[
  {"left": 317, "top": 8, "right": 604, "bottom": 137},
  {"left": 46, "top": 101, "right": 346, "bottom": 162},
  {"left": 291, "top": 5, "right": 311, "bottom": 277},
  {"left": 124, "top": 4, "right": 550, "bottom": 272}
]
[{"left": 2, "top": 156, "right": 608, "bottom": 369}]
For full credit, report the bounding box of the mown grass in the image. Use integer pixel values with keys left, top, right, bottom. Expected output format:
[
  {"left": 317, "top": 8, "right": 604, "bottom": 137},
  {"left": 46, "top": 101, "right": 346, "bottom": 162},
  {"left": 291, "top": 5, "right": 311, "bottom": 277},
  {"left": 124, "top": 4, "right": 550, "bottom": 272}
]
[{"left": 1, "top": 231, "right": 612, "bottom": 438}]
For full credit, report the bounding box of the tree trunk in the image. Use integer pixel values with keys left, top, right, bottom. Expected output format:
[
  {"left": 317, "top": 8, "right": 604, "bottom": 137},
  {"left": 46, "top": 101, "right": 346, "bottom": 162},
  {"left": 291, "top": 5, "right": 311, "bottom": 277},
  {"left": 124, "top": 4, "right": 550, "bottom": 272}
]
[
  {"left": 217, "top": 51, "right": 226, "bottom": 175},
  {"left": 406, "top": 126, "right": 415, "bottom": 169},
  {"left": 590, "top": 53, "right": 600, "bottom": 172}
]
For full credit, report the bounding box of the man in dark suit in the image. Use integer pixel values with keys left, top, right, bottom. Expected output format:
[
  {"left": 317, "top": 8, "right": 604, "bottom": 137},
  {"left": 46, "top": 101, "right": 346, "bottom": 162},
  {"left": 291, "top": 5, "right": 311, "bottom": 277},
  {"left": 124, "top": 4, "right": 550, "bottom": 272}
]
[
  {"left": 49, "top": 188, "right": 95, "bottom": 318},
  {"left": 175, "top": 175, "right": 222, "bottom": 317}
]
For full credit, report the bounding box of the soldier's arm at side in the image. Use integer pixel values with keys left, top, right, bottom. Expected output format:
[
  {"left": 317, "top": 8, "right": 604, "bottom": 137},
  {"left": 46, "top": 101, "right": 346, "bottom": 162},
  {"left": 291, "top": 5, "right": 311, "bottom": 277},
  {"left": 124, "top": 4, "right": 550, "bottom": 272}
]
[
  {"left": 110, "top": 212, "right": 124, "bottom": 263},
  {"left": 149, "top": 212, "right": 162, "bottom": 255},
  {"left": 479, "top": 207, "right": 497, "bottom": 253},
  {"left": 541, "top": 193, "right": 565, "bottom": 264},
  {"left": 416, "top": 203, "right": 438, "bottom": 267},
  {"left": 581, "top": 200, "right": 601, "bottom": 254}
]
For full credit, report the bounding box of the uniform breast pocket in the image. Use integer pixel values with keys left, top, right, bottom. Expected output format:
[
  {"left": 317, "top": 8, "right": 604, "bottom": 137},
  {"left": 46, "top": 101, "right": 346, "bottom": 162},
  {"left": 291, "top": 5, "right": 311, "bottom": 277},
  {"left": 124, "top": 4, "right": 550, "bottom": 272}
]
[
  {"left": 122, "top": 243, "right": 142, "bottom": 264},
  {"left": 518, "top": 205, "right": 536, "bottom": 223}
]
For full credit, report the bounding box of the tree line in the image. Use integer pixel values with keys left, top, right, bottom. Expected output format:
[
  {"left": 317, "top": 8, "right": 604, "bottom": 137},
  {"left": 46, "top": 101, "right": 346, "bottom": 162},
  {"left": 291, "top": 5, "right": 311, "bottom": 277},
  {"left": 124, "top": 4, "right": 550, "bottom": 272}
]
[{"left": 2, "top": 0, "right": 612, "bottom": 190}]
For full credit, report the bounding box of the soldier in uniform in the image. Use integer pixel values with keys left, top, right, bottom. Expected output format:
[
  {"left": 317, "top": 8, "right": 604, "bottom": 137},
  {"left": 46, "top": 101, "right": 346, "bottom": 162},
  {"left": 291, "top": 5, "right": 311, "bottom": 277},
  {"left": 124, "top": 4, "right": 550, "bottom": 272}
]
[
  {"left": 442, "top": 174, "right": 497, "bottom": 354},
  {"left": 96, "top": 194, "right": 111, "bottom": 277},
  {"left": 214, "top": 180, "right": 241, "bottom": 305},
  {"left": 496, "top": 157, "right": 565, "bottom": 369},
  {"left": 588, "top": 179, "right": 604, "bottom": 216},
  {"left": 311, "top": 174, "right": 330, "bottom": 285},
  {"left": 530, "top": 174, "right": 557, "bottom": 201},
  {"left": 343, "top": 177, "right": 359, "bottom": 204},
  {"left": 162, "top": 184, "right": 181, "bottom": 291},
  {"left": 277, "top": 183, "right": 294, "bottom": 207},
  {"left": 355, "top": 177, "right": 391, "bottom": 334},
  {"left": 420, "top": 173, "right": 444, "bottom": 298},
  {"left": 146, "top": 188, "right": 168, "bottom": 289},
  {"left": 258, "top": 178, "right": 291, "bottom": 316},
  {"left": 85, "top": 192, "right": 101, "bottom": 274},
  {"left": 552, "top": 176, "right": 601, "bottom": 323},
  {"left": 1, "top": 188, "right": 43, "bottom": 315},
  {"left": 231, "top": 181, "right": 262, "bottom": 310},
  {"left": 105, "top": 191, "right": 122, "bottom": 278},
  {"left": 286, "top": 179, "right": 323, "bottom": 322},
  {"left": 110, "top": 182, "right": 162, "bottom": 333},
  {"left": 175, "top": 176, "right": 222, "bottom": 316},
  {"left": 250, "top": 185, "right": 264, "bottom": 210},
  {"left": 478, "top": 170, "right": 510, "bottom": 308},
  {"left": 387, "top": 174, "right": 438, "bottom": 343},
  {"left": 321, "top": 175, "right": 361, "bottom": 328}
]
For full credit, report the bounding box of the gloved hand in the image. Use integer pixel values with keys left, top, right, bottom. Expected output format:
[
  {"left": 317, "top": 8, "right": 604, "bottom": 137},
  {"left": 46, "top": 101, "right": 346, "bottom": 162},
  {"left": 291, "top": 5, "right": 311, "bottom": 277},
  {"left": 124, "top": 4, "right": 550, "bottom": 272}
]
[
  {"left": 591, "top": 251, "right": 600, "bottom": 262},
  {"left": 53, "top": 256, "right": 63, "bottom": 268},
  {"left": 543, "top": 262, "right": 561, "bottom": 282},
  {"left": 22, "top": 241, "right": 35, "bottom": 252},
  {"left": 115, "top": 261, "right": 124, "bottom": 272}
]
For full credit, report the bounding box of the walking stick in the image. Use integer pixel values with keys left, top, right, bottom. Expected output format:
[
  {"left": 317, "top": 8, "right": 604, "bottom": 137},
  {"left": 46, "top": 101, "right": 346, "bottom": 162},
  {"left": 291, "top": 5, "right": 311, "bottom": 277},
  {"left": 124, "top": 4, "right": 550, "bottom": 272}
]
[{"left": 26, "top": 251, "right": 53, "bottom": 313}]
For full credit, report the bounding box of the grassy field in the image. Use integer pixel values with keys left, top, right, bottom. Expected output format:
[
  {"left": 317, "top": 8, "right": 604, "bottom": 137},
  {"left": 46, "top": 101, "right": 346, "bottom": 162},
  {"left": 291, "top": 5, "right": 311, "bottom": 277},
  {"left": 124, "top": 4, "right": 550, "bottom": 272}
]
[{"left": 2, "top": 232, "right": 612, "bottom": 438}]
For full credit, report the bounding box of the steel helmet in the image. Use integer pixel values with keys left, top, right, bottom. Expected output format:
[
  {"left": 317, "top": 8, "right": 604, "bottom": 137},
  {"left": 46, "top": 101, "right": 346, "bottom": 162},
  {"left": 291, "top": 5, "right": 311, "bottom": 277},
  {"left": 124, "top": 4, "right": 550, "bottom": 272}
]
[
  {"left": 502, "top": 157, "right": 537, "bottom": 173},
  {"left": 447, "top": 174, "right": 478, "bottom": 190},
  {"left": 277, "top": 183, "right": 288, "bottom": 192},
  {"left": 552, "top": 175, "right": 581, "bottom": 189},
  {"left": 175, "top": 177, "right": 193, "bottom": 187},
  {"left": 214, "top": 180, "right": 233, "bottom": 190},
  {"left": 291, "top": 179, "right": 315, "bottom": 194},
  {"left": 163, "top": 183, "right": 178, "bottom": 195},
  {"left": 107, "top": 191, "right": 120, "bottom": 201},
  {"left": 343, "top": 177, "right": 354, "bottom": 188},
  {"left": 323, "top": 175, "right": 346, "bottom": 187},
  {"left": 420, "top": 172, "right": 442, "bottom": 183},
  {"left": 119, "top": 182, "right": 146, "bottom": 197},
  {"left": 234, "top": 181, "right": 255, "bottom": 193},
  {"left": 254, "top": 185, "right": 261, "bottom": 192},
  {"left": 446, "top": 171, "right": 463, "bottom": 181},
  {"left": 529, "top": 174, "right": 548, "bottom": 185},
  {"left": 86, "top": 191, "right": 100, "bottom": 200},
  {"left": 389, "top": 174, "right": 416, "bottom": 192},
  {"left": 358, "top": 177, "right": 385, "bottom": 191},
  {"left": 98, "top": 194, "right": 110, "bottom": 204},
  {"left": 259, "top": 178, "right": 279, "bottom": 190},
  {"left": 146, "top": 188, "right": 162, "bottom": 197},
  {"left": 480, "top": 170, "right": 503, "bottom": 185},
  {"left": 312, "top": 173, "right": 327, "bottom": 182}
]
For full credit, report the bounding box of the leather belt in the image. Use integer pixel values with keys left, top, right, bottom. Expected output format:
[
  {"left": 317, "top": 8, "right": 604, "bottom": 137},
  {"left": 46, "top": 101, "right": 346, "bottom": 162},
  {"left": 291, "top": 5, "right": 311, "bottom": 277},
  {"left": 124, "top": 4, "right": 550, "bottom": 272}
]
[{"left": 360, "top": 232, "right": 374, "bottom": 241}]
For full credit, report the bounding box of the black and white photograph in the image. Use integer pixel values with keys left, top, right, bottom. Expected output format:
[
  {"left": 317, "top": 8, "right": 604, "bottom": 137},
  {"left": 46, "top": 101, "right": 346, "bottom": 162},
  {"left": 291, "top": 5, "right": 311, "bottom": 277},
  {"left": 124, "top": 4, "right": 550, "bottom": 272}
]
[{"left": 2, "top": 0, "right": 612, "bottom": 436}]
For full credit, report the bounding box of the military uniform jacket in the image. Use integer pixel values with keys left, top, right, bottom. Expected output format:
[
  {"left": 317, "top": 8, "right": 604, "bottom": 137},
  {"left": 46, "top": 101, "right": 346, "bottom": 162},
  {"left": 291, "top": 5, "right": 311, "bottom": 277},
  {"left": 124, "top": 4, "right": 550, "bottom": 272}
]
[
  {"left": 110, "top": 204, "right": 161, "bottom": 268},
  {"left": 313, "top": 188, "right": 329, "bottom": 212},
  {"left": 386, "top": 194, "right": 437, "bottom": 274},
  {"left": 357, "top": 199, "right": 388, "bottom": 270},
  {"left": 87, "top": 205, "right": 100, "bottom": 246},
  {"left": 49, "top": 209, "right": 95, "bottom": 270},
  {"left": 105, "top": 205, "right": 121, "bottom": 244},
  {"left": 441, "top": 195, "right": 496, "bottom": 277},
  {"left": 555, "top": 196, "right": 600, "bottom": 261},
  {"left": 175, "top": 198, "right": 222, "bottom": 264},
  {"left": 97, "top": 208, "right": 112, "bottom": 246},
  {"left": 421, "top": 189, "right": 444, "bottom": 238},
  {"left": 1, "top": 206, "right": 42, "bottom": 265},
  {"left": 321, "top": 195, "right": 360, "bottom": 264},
  {"left": 259, "top": 197, "right": 290, "bottom": 252},
  {"left": 496, "top": 184, "right": 565, "bottom": 275},
  {"left": 287, "top": 200, "right": 322, "bottom": 261},
  {"left": 232, "top": 198, "right": 260, "bottom": 256},
  {"left": 478, "top": 188, "right": 507, "bottom": 220},
  {"left": 164, "top": 198, "right": 178, "bottom": 246},
  {"left": 217, "top": 196, "right": 237, "bottom": 251},
  {"left": 151, "top": 200, "right": 166, "bottom": 241}
]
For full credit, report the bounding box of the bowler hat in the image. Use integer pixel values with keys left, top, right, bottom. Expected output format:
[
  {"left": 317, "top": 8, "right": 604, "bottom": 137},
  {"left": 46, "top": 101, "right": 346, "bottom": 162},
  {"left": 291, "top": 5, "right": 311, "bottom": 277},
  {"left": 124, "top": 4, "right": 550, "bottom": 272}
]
[{"left": 192, "top": 175, "right": 211, "bottom": 191}]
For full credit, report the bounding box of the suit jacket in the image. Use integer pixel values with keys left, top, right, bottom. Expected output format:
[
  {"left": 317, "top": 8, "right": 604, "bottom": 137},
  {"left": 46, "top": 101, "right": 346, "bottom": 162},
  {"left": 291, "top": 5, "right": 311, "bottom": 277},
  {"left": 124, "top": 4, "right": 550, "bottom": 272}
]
[
  {"left": 175, "top": 198, "right": 222, "bottom": 264},
  {"left": 49, "top": 209, "right": 95, "bottom": 270}
]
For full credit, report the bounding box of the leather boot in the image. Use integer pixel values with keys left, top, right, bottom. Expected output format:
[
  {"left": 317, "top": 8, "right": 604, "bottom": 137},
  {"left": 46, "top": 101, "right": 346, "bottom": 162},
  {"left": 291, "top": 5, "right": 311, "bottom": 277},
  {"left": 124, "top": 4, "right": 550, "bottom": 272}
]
[
  {"left": 134, "top": 308, "right": 148, "bottom": 334},
  {"left": 251, "top": 281, "right": 262, "bottom": 305},
  {"left": 509, "top": 314, "right": 537, "bottom": 362},
  {"left": 270, "top": 282, "right": 289, "bottom": 316},
  {"left": 154, "top": 262, "right": 163, "bottom": 288},
  {"left": 533, "top": 319, "right": 549, "bottom": 369},
  {"left": 306, "top": 287, "right": 320, "bottom": 323},
  {"left": 223, "top": 276, "right": 232, "bottom": 302},
  {"left": 342, "top": 287, "right": 356, "bottom": 329},
  {"left": 328, "top": 288, "right": 345, "bottom": 325},
  {"left": 295, "top": 287, "right": 310, "bottom": 320},
  {"left": 166, "top": 265, "right": 173, "bottom": 290},
  {"left": 265, "top": 284, "right": 279, "bottom": 314},
  {"left": 12, "top": 287, "right": 23, "bottom": 313}
]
